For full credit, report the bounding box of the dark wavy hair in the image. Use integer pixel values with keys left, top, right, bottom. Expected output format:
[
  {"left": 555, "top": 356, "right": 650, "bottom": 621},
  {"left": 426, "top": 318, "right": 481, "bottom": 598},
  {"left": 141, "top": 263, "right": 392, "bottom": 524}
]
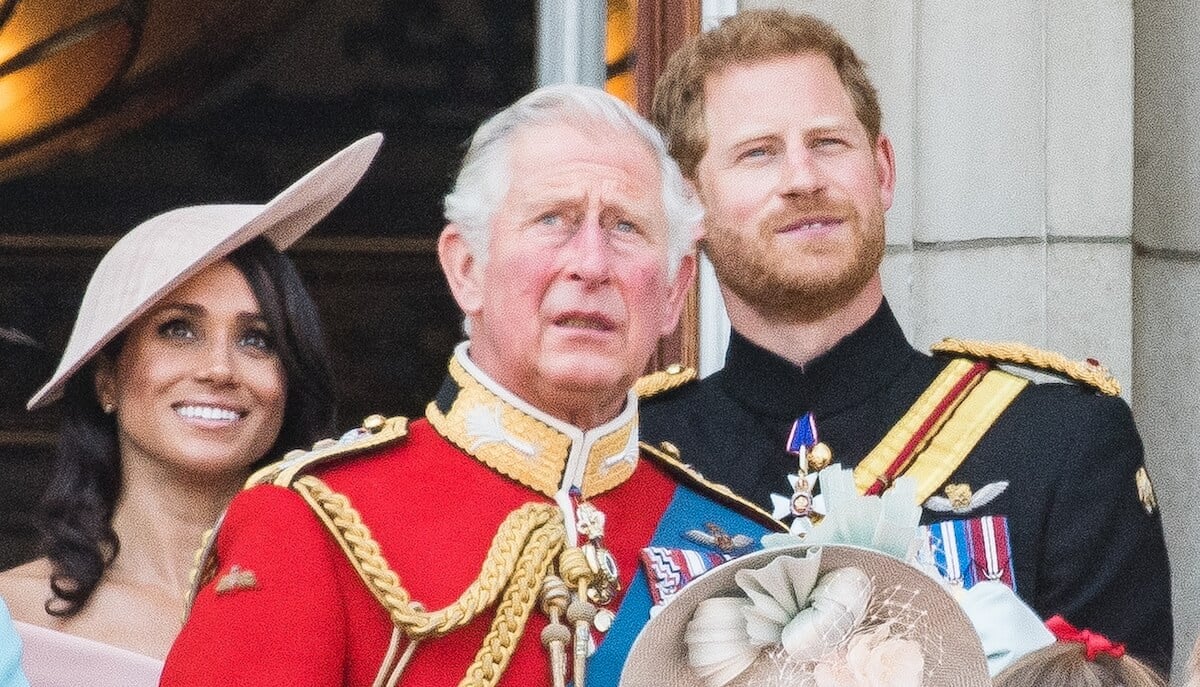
[{"left": 36, "top": 237, "right": 335, "bottom": 616}]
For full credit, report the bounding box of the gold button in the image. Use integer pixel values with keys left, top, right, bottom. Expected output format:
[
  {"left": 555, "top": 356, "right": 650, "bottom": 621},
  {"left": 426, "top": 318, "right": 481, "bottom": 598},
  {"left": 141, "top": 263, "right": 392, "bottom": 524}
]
[
  {"left": 363, "top": 414, "right": 386, "bottom": 433},
  {"left": 807, "top": 442, "right": 833, "bottom": 471}
]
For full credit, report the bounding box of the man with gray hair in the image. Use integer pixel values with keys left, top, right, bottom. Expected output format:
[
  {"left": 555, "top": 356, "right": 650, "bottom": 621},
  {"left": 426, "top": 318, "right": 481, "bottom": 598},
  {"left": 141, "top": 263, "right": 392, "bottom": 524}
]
[{"left": 163, "top": 84, "right": 783, "bottom": 686}]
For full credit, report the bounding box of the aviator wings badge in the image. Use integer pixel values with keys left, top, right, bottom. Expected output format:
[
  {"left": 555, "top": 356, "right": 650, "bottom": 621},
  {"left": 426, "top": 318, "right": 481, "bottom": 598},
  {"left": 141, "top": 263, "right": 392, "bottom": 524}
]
[{"left": 924, "top": 481, "right": 1009, "bottom": 514}]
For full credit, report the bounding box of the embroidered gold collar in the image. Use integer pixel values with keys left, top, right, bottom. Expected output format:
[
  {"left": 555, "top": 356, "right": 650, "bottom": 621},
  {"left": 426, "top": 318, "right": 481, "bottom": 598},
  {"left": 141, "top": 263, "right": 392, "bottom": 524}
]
[{"left": 425, "top": 346, "right": 639, "bottom": 501}]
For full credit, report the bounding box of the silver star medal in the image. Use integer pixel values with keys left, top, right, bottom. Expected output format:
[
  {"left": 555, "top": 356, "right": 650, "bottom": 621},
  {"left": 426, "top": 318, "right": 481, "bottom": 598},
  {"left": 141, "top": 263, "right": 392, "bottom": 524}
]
[
  {"left": 774, "top": 413, "right": 833, "bottom": 535},
  {"left": 770, "top": 472, "right": 827, "bottom": 535}
]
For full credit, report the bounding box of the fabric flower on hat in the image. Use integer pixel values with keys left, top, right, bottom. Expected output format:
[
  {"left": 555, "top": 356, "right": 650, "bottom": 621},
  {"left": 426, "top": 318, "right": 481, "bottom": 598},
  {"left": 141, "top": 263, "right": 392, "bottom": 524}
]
[
  {"left": 684, "top": 547, "right": 927, "bottom": 687},
  {"left": 812, "top": 625, "right": 924, "bottom": 687}
]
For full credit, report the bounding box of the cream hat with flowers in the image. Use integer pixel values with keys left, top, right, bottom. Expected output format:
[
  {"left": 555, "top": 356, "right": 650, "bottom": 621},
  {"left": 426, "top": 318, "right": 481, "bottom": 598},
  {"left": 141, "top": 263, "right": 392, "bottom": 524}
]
[
  {"left": 27, "top": 133, "right": 383, "bottom": 410},
  {"left": 620, "top": 544, "right": 990, "bottom": 687}
]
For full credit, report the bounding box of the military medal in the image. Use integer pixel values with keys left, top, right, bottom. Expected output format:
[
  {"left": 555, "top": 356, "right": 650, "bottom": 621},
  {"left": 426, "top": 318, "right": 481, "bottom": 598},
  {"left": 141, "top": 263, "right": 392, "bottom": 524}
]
[
  {"left": 786, "top": 413, "right": 830, "bottom": 519},
  {"left": 575, "top": 500, "right": 621, "bottom": 611},
  {"left": 682, "top": 522, "right": 755, "bottom": 556},
  {"left": 537, "top": 497, "right": 622, "bottom": 687},
  {"left": 808, "top": 441, "right": 832, "bottom": 472}
]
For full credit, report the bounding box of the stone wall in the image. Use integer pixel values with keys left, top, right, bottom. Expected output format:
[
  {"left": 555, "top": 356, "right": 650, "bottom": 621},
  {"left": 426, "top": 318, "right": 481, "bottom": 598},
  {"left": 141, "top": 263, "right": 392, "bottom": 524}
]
[{"left": 1135, "top": 1, "right": 1200, "bottom": 679}]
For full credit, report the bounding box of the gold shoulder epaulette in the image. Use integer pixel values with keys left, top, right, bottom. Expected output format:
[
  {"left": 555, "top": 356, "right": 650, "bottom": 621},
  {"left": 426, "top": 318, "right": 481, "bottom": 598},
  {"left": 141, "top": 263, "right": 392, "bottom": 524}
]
[
  {"left": 185, "top": 414, "right": 409, "bottom": 621},
  {"left": 634, "top": 364, "right": 696, "bottom": 400},
  {"left": 245, "top": 414, "right": 409, "bottom": 489},
  {"left": 639, "top": 440, "right": 786, "bottom": 532},
  {"left": 931, "top": 338, "right": 1121, "bottom": 396}
]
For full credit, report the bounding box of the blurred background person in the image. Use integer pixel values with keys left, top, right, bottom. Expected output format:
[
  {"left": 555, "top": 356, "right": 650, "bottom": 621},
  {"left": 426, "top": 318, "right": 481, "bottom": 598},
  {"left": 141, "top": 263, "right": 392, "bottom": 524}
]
[{"left": 994, "top": 615, "right": 1165, "bottom": 687}]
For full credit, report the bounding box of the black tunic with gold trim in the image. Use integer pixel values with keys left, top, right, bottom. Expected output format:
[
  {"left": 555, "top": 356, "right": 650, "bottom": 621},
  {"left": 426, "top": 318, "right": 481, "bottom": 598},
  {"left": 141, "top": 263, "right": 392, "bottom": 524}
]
[{"left": 639, "top": 301, "right": 1172, "bottom": 674}]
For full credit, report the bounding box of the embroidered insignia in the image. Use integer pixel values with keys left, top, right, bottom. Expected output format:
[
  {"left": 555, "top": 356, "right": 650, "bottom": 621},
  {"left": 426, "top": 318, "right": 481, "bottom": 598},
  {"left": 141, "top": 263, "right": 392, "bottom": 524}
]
[
  {"left": 945, "top": 483, "right": 973, "bottom": 510},
  {"left": 464, "top": 404, "right": 537, "bottom": 457},
  {"left": 924, "top": 481, "right": 1008, "bottom": 514},
  {"left": 1136, "top": 466, "right": 1158, "bottom": 515},
  {"left": 599, "top": 422, "right": 639, "bottom": 471},
  {"left": 682, "top": 522, "right": 755, "bottom": 555},
  {"left": 215, "top": 565, "right": 258, "bottom": 595},
  {"left": 639, "top": 546, "right": 727, "bottom": 606}
]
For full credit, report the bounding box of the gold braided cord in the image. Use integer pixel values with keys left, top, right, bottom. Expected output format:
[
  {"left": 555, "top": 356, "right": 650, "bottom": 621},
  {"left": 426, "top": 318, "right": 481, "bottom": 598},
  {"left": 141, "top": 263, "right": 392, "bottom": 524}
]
[
  {"left": 932, "top": 338, "right": 1121, "bottom": 396},
  {"left": 295, "top": 475, "right": 567, "bottom": 639},
  {"left": 556, "top": 547, "right": 592, "bottom": 590},
  {"left": 460, "top": 509, "right": 566, "bottom": 687},
  {"left": 183, "top": 525, "right": 219, "bottom": 617}
]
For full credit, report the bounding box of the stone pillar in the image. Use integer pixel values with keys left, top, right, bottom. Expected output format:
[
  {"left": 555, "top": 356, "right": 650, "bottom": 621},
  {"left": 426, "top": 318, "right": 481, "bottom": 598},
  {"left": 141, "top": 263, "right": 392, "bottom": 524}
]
[
  {"left": 1134, "top": 1, "right": 1200, "bottom": 677},
  {"left": 536, "top": 0, "right": 607, "bottom": 87}
]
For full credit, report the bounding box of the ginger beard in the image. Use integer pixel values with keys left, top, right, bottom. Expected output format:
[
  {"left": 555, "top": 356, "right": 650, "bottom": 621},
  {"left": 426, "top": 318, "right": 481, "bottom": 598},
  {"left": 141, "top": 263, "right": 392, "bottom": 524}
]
[
  {"left": 701, "top": 196, "right": 885, "bottom": 324},
  {"left": 688, "top": 54, "right": 895, "bottom": 326}
]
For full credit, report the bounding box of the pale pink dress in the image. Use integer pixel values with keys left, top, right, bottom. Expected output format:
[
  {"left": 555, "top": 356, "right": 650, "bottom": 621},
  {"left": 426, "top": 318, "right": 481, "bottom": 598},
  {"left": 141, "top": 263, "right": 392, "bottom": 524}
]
[{"left": 14, "top": 622, "right": 161, "bottom": 687}]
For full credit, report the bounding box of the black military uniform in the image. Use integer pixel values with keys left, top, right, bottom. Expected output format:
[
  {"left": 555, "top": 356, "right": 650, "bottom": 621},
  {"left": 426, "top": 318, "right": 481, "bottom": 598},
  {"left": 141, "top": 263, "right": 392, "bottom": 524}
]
[{"left": 640, "top": 300, "right": 1172, "bottom": 674}]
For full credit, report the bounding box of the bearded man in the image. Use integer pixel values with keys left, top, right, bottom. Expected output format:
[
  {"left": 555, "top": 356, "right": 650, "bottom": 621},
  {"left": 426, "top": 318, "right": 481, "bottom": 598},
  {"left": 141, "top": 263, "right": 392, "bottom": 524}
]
[{"left": 640, "top": 9, "right": 1172, "bottom": 675}]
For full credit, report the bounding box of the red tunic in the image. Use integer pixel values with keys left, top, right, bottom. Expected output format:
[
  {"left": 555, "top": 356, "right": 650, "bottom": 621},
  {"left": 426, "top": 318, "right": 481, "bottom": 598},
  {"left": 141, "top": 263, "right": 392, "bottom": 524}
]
[{"left": 163, "top": 412, "right": 683, "bottom": 686}]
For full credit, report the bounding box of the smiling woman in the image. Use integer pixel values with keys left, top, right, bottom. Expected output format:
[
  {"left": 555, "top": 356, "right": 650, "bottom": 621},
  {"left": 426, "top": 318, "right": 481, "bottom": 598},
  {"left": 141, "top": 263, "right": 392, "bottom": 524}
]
[
  {"left": 0, "top": 134, "right": 381, "bottom": 686},
  {"left": 94, "top": 259, "right": 290, "bottom": 483}
]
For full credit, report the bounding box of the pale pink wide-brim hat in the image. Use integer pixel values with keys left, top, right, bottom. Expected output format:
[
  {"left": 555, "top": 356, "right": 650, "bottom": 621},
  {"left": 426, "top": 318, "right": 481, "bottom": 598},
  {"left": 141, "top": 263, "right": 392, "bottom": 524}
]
[
  {"left": 620, "top": 544, "right": 990, "bottom": 687},
  {"left": 27, "top": 133, "right": 384, "bottom": 410}
]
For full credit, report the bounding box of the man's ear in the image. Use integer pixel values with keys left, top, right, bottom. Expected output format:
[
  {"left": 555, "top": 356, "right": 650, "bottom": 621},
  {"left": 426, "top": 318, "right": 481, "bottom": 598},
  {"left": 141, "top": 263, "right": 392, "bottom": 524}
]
[
  {"left": 660, "top": 251, "right": 697, "bottom": 337},
  {"left": 438, "top": 224, "right": 484, "bottom": 317},
  {"left": 874, "top": 133, "right": 897, "bottom": 211}
]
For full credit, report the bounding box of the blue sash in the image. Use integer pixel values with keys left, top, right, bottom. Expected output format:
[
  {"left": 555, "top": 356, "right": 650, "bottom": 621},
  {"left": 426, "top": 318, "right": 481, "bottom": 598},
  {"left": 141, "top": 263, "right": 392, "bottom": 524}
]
[{"left": 587, "top": 485, "right": 775, "bottom": 686}]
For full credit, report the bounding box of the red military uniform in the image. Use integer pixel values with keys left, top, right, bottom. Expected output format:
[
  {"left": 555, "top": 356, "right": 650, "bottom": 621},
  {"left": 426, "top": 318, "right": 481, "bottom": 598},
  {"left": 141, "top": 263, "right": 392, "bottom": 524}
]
[{"left": 162, "top": 347, "right": 776, "bottom": 686}]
